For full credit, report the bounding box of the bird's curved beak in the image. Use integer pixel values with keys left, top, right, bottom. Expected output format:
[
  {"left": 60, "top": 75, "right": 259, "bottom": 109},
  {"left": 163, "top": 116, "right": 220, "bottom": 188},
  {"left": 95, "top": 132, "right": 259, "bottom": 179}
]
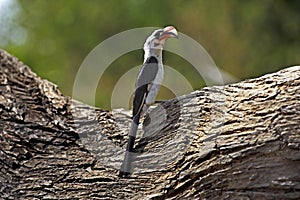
[{"left": 159, "top": 26, "right": 179, "bottom": 41}]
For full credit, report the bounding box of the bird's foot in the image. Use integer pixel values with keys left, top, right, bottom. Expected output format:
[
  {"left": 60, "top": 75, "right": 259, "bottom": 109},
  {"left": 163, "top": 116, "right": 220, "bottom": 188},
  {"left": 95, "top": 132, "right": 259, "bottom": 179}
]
[{"left": 155, "top": 100, "right": 168, "bottom": 104}]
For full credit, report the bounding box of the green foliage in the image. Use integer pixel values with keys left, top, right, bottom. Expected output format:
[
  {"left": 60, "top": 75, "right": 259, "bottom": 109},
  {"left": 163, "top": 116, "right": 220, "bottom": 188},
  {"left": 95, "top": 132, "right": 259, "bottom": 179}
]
[{"left": 2, "top": 0, "right": 300, "bottom": 109}]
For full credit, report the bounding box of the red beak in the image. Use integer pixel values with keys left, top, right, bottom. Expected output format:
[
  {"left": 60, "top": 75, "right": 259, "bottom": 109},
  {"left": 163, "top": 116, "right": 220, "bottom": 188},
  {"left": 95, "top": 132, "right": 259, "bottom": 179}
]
[{"left": 159, "top": 26, "right": 178, "bottom": 41}]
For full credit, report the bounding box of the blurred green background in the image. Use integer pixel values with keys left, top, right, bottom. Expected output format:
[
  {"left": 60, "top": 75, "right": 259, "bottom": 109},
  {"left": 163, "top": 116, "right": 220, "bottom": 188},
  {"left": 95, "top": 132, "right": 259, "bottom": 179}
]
[{"left": 1, "top": 0, "right": 299, "bottom": 109}]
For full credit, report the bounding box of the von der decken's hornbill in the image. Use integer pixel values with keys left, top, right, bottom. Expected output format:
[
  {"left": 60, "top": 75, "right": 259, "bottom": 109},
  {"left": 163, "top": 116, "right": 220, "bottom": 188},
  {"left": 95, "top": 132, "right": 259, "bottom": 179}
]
[{"left": 119, "top": 26, "right": 178, "bottom": 177}]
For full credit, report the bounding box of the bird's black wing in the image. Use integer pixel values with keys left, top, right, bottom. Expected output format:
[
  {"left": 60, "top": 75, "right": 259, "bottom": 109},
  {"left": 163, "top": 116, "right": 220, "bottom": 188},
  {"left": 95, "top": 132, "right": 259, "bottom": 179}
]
[{"left": 132, "top": 56, "right": 158, "bottom": 117}]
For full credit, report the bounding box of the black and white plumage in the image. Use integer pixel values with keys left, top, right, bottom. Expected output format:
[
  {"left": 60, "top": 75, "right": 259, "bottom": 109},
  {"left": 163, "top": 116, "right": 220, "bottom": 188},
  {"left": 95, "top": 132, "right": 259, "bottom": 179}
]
[{"left": 119, "top": 26, "right": 178, "bottom": 177}]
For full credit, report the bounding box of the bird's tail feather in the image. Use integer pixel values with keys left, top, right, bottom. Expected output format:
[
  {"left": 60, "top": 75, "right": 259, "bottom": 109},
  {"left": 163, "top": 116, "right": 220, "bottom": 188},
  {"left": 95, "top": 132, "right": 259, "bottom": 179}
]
[{"left": 119, "top": 113, "right": 140, "bottom": 177}]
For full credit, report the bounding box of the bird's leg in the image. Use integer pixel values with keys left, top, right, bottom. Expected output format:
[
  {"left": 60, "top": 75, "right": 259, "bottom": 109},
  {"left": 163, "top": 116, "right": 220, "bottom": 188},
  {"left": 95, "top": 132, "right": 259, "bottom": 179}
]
[{"left": 142, "top": 100, "right": 168, "bottom": 126}]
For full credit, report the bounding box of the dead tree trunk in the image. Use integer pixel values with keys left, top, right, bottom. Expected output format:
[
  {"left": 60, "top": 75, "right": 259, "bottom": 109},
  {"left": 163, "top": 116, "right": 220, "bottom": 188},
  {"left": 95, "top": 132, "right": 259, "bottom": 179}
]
[{"left": 0, "top": 49, "right": 299, "bottom": 199}]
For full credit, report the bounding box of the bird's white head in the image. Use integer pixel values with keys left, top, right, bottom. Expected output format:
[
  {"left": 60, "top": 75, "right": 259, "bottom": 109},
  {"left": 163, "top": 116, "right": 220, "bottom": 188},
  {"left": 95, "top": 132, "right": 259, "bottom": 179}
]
[{"left": 143, "top": 26, "right": 178, "bottom": 61}]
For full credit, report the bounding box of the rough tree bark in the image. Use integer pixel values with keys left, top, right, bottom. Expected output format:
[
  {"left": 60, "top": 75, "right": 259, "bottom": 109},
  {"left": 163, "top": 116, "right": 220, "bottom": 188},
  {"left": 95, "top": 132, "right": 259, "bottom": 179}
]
[{"left": 0, "top": 49, "right": 299, "bottom": 199}]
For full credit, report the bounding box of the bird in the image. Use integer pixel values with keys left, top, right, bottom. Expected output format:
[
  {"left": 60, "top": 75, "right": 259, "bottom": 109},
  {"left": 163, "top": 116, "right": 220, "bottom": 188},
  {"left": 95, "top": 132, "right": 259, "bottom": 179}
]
[{"left": 119, "top": 26, "right": 178, "bottom": 177}]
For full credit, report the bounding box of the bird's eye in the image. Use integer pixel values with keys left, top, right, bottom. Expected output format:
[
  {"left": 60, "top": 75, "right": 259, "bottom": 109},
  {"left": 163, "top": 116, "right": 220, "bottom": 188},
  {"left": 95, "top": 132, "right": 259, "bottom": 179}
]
[{"left": 154, "top": 30, "right": 163, "bottom": 38}]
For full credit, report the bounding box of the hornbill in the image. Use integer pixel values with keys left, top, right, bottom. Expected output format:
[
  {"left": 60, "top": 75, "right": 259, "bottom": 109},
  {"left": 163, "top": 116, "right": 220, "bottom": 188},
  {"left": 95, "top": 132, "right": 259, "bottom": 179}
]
[{"left": 119, "top": 26, "right": 178, "bottom": 177}]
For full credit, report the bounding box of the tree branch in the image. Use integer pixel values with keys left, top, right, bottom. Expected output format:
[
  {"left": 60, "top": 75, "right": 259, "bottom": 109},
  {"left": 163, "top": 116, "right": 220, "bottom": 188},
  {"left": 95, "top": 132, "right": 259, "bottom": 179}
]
[{"left": 0, "top": 50, "right": 299, "bottom": 199}]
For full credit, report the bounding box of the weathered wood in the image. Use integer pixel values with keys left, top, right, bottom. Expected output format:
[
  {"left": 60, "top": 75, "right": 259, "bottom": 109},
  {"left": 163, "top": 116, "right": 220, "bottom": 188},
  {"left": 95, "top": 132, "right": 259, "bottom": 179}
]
[{"left": 0, "top": 49, "right": 299, "bottom": 199}]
